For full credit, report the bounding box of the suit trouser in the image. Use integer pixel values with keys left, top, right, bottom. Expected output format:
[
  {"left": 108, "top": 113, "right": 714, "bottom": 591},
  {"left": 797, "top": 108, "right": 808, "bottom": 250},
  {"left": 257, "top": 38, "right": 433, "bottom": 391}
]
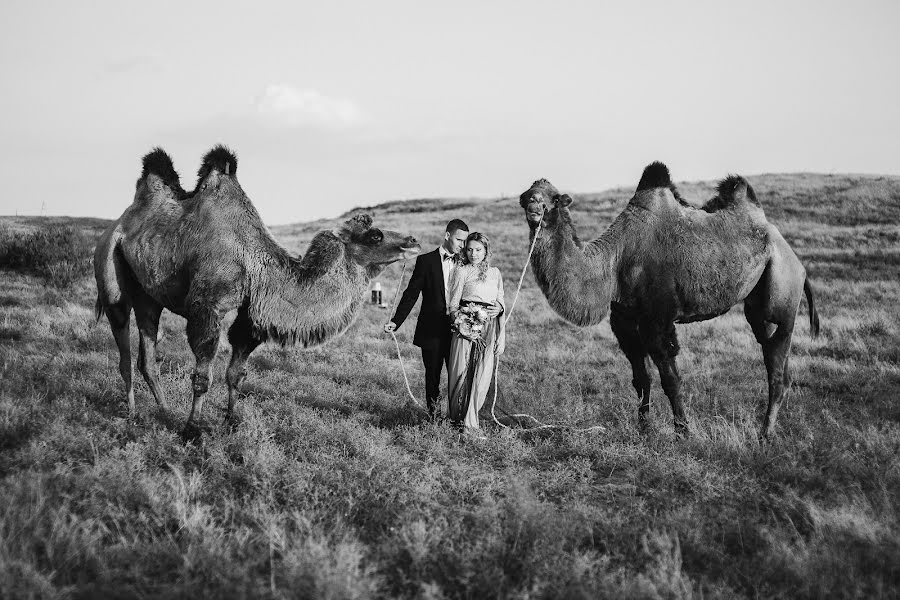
[{"left": 420, "top": 336, "right": 452, "bottom": 413}]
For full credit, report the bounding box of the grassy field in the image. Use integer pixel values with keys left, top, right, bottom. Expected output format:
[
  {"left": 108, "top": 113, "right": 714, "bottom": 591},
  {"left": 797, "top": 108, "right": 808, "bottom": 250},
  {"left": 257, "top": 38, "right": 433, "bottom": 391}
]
[{"left": 1, "top": 172, "right": 899, "bottom": 599}]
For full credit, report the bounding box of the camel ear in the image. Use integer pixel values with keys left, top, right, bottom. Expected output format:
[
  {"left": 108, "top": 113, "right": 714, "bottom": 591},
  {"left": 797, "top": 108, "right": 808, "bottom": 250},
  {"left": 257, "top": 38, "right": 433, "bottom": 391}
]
[
  {"left": 346, "top": 214, "right": 373, "bottom": 231},
  {"left": 553, "top": 194, "right": 573, "bottom": 208},
  {"left": 333, "top": 213, "right": 374, "bottom": 242}
]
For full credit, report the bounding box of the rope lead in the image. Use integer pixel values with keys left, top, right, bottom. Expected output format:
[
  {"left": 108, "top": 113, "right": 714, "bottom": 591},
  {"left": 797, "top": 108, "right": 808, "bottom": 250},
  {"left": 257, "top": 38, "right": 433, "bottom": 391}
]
[{"left": 389, "top": 261, "right": 422, "bottom": 407}]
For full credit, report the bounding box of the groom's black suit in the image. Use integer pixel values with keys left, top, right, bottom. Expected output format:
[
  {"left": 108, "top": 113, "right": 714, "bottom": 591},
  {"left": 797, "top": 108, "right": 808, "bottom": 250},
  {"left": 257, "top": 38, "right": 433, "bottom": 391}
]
[{"left": 391, "top": 248, "right": 454, "bottom": 415}]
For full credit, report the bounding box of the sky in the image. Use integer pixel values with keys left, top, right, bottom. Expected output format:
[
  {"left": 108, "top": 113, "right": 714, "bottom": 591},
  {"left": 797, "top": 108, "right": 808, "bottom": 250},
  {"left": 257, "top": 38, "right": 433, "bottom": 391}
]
[{"left": 1, "top": 0, "right": 899, "bottom": 224}]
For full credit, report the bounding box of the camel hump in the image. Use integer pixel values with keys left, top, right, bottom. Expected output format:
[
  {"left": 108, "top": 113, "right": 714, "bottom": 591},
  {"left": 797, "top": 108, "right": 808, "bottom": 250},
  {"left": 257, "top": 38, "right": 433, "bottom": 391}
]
[
  {"left": 197, "top": 145, "right": 238, "bottom": 182},
  {"left": 140, "top": 147, "right": 183, "bottom": 193},
  {"left": 635, "top": 161, "right": 673, "bottom": 192},
  {"left": 716, "top": 175, "right": 759, "bottom": 206}
]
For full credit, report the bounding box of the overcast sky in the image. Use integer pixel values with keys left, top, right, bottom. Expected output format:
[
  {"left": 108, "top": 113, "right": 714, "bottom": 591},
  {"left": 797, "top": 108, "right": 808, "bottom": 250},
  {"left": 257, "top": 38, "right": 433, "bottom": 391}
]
[{"left": 2, "top": 1, "right": 898, "bottom": 224}]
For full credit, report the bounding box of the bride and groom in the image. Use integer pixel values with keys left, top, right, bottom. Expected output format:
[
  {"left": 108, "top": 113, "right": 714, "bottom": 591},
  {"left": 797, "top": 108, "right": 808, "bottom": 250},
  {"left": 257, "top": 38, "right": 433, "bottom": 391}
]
[{"left": 383, "top": 219, "right": 505, "bottom": 435}]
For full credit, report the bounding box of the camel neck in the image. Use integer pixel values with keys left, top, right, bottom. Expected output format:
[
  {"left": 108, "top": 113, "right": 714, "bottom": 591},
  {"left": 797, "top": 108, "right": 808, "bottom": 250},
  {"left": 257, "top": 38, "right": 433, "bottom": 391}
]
[
  {"left": 247, "top": 232, "right": 371, "bottom": 346},
  {"left": 529, "top": 215, "right": 621, "bottom": 327}
]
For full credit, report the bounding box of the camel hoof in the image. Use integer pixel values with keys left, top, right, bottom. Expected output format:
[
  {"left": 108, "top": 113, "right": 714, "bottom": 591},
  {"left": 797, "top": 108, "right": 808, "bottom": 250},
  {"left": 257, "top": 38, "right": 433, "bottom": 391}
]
[
  {"left": 674, "top": 422, "right": 691, "bottom": 438},
  {"left": 637, "top": 415, "right": 652, "bottom": 433},
  {"left": 182, "top": 423, "right": 203, "bottom": 444},
  {"left": 222, "top": 413, "right": 239, "bottom": 432}
]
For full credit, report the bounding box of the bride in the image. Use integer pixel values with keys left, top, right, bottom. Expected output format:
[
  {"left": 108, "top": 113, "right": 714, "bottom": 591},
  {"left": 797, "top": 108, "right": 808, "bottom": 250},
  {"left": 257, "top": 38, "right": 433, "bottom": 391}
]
[{"left": 446, "top": 232, "right": 505, "bottom": 435}]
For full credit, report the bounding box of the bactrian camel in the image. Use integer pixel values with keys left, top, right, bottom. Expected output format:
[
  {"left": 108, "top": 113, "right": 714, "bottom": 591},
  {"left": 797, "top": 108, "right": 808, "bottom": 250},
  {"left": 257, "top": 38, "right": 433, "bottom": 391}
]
[
  {"left": 519, "top": 162, "right": 820, "bottom": 439},
  {"left": 95, "top": 146, "right": 421, "bottom": 437}
]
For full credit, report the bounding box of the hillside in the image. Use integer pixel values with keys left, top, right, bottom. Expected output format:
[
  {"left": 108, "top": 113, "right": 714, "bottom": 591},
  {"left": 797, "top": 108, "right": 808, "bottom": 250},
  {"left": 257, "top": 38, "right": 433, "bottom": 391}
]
[{"left": 1, "top": 172, "right": 899, "bottom": 599}]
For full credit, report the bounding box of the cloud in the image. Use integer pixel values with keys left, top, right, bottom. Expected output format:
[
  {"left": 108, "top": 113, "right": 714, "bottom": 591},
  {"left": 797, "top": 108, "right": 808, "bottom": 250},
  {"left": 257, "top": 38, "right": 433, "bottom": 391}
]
[{"left": 256, "top": 84, "right": 364, "bottom": 128}]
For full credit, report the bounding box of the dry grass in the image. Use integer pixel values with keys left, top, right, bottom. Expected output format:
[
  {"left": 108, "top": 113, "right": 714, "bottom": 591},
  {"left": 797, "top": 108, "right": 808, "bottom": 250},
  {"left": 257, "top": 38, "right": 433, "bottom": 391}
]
[{"left": 1, "top": 172, "right": 899, "bottom": 599}]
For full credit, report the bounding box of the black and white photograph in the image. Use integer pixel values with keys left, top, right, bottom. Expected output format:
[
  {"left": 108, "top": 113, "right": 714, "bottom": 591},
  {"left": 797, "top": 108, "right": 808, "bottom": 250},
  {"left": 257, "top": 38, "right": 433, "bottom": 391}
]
[{"left": 1, "top": 1, "right": 898, "bottom": 598}]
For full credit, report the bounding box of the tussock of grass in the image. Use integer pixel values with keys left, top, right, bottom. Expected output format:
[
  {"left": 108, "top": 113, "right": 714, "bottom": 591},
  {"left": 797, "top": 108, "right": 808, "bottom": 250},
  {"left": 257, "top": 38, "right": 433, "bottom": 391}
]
[{"left": 0, "top": 224, "right": 93, "bottom": 288}]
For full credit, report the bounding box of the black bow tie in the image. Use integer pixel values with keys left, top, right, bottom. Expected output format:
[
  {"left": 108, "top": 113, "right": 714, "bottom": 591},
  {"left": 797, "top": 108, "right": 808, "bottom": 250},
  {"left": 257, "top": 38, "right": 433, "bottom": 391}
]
[{"left": 442, "top": 253, "right": 455, "bottom": 262}]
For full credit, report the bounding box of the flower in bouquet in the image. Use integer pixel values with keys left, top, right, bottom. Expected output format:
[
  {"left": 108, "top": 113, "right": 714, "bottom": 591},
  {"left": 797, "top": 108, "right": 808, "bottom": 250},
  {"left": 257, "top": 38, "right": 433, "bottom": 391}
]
[{"left": 453, "top": 305, "right": 489, "bottom": 344}]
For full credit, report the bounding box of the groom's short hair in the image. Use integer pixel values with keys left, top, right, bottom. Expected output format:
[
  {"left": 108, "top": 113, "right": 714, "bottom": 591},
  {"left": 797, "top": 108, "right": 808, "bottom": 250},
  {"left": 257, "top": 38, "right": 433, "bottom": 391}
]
[{"left": 446, "top": 219, "right": 469, "bottom": 234}]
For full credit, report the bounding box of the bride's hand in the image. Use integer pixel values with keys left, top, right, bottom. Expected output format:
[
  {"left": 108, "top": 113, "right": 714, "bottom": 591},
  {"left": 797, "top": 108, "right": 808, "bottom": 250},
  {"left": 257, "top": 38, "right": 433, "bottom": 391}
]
[{"left": 484, "top": 305, "right": 502, "bottom": 318}]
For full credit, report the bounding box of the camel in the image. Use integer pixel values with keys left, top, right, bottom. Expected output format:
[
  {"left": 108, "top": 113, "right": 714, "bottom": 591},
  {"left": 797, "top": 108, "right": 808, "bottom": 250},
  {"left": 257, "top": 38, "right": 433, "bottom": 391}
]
[
  {"left": 518, "top": 162, "right": 820, "bottom": 439},
  {"left": 94, "top": 145, "right": 421, "bottom": 437}
]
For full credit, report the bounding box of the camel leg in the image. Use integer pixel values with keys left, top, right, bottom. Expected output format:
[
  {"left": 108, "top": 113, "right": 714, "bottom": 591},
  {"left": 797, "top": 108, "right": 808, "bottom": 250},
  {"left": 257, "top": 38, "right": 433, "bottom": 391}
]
[
  {"left": 645, "top": 321, "right": 689, "bottom": 434},
  {"left": 757, "top": 231, "right": 809, "bottom": 439},
  {"left": 224, "top": 307, "right": 262, "bottom": 425},
  {"left": 746, "top": 303, "right": 794, "bottom": 440},
  {"left": 184, "top": 310, "right": 223, "bottom": 439},
  {"left": 610, "top": 306, "right": 652, "bottom": 423},
  {"left": 134, "top": 296, "right": 167, "bottom": 410},
  {"left": 744, "top": 309, "right": 799, "bottom": 440},
  {"left": 760, "top": 330, "right": 793, "bottom": 439},
  {"left": 106, "top": 303, "right": 135, "bottom": 414},
  {"left": 782, "top": 354, "right": 792, "bottom": 389},
  {"left": 744, "top": 254, "right": 804, "bottom": 440}
]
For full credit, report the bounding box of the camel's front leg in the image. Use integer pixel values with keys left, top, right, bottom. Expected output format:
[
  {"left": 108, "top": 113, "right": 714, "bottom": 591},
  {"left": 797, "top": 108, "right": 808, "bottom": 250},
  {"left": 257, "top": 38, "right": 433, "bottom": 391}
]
[
  {"left": 646, "top": 322, "right": 689, "bottom": 435},
  {"left": 224, "top": 308, "right": 262, "bottom": 426},
  {"left": 184, "top": 310, "right": 222, "bottom": 441},
  {"left": 611, "top": 306, "right": 652, "bottom": 423}
]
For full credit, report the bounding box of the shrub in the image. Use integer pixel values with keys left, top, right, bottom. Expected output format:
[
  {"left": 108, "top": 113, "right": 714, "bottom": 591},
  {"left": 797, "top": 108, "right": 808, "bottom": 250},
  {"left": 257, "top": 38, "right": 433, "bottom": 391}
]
[{"left": 0, "top": 225, "right": 93, "bottom": 288}]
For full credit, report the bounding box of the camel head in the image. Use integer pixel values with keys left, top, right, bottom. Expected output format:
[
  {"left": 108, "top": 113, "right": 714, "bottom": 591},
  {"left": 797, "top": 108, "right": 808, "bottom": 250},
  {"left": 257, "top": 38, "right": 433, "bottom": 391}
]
[
  {"left": 333, "top": 214, "right": 421, "bottom": 271},
  {"left": 519, "top": 178, "right": 573, "bottom": 232}
]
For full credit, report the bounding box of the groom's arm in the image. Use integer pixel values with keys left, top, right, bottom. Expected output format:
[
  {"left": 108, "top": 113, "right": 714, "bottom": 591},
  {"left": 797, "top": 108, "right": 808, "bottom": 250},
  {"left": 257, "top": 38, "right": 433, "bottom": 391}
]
[{"left": 390, "top": 255, "right": 427, "bottom": 329}]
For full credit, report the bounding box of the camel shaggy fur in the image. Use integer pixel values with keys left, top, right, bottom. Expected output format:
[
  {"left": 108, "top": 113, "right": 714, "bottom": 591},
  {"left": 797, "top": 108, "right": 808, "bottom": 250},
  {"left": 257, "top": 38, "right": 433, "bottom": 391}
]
[
  {"left": 95, "top": 146, "right": 421, "bottom": 436},
  {"left": 519, "top": 162, "right": 820, "bottom": 439}
]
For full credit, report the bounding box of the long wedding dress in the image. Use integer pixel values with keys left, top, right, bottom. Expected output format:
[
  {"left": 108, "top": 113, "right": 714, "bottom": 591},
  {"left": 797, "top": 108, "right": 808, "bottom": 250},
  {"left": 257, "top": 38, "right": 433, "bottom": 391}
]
[{"left": 446, "top": 264, "right": 506, "bottom": 429}]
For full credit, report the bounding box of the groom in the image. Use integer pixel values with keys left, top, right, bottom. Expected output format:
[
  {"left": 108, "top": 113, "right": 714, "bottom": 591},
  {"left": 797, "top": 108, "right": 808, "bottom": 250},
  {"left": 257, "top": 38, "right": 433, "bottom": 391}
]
[{"left": 384, "top": 219, "right": 469, "bottom": 419}]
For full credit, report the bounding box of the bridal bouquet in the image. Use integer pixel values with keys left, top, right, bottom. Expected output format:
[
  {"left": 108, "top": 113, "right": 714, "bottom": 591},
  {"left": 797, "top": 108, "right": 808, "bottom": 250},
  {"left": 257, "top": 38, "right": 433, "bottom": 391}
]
[{"left": 453, "top": 305, "right": 489, "bottom": 345}]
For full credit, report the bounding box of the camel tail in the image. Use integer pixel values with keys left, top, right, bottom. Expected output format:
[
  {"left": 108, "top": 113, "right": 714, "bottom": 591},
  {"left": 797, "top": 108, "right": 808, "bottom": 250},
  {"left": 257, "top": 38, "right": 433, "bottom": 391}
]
[
  {"left": 804, "top": 277, "right": 820, "bottom": 338},
  {"left": 139, "top": 147, "right": 184, "bottom": 195},
  {"left": 636, "top": 161, "right": 673, "bottom": 192},
  {"left": 197, "top": 144, "right": 238, "bottom": 182}
]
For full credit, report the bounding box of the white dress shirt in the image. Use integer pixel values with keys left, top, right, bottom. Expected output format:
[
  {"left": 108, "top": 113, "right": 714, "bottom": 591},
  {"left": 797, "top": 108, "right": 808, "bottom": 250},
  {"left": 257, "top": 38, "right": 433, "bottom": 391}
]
[{"left": 438, "top": 247, "right": 456, "bottom": 301}]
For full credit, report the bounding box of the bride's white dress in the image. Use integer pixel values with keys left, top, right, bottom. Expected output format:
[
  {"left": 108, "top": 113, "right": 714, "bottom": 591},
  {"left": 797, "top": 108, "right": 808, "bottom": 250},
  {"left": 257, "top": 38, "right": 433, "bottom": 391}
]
[{"left": 446, "top": 264, "right": 505, "bottom": 429}]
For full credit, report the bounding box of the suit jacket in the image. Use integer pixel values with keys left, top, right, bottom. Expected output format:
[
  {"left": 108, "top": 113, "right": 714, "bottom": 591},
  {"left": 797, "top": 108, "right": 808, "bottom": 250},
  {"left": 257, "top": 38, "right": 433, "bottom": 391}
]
[{"left": 392, "top": 248, "right": 453, "bottom": 348}]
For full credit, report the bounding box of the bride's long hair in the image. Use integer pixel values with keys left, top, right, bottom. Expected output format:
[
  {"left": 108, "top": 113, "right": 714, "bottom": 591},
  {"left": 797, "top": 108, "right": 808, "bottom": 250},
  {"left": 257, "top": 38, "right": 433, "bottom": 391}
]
[{"left": 463, "top": 232, "right": 491, "bottom": 281}]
